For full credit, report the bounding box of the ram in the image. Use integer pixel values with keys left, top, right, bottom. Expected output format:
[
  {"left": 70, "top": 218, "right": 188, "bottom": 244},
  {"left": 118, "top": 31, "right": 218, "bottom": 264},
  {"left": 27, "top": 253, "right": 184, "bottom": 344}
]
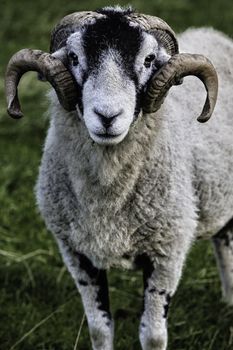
[{"left": 5, "top": 6, "right": 233, "bottom": 350}]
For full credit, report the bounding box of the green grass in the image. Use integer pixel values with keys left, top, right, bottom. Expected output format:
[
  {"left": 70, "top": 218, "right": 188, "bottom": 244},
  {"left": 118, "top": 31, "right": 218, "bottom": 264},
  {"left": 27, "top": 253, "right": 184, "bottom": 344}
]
[{"left": 0, "top": 0, "right": 233, "bottom": 349}]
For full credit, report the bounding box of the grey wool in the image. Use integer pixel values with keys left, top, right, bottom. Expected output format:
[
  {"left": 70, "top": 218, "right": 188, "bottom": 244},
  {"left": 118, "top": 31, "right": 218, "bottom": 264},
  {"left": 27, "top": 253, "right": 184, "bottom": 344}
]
[
  {"left": 36, "top": 27, "right": 233, "bottom": 350},
  {"left": 36, "top": 27, "right": 233, "bottom": 268}
]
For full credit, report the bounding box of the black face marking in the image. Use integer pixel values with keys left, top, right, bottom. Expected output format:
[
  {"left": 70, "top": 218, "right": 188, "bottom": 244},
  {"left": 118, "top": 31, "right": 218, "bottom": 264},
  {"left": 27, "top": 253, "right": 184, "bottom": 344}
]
[
  {"left": 149, "top": 287, "right": 157, "bottom": 293},
  {"left": 70, "top": 8, "right": 161, "bottom": 118},
  {"left": 82, "top": 12, "right": 142, "bottom": 82},
  {"left": 134, "top": 89, "right": 144, "bottom": 119}
]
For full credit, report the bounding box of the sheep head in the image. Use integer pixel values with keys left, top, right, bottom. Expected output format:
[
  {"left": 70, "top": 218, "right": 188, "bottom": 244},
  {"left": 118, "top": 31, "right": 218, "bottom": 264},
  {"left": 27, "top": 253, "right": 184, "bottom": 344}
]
[{"left": 5, "top": 7, "right": 218, "bottom": 145}]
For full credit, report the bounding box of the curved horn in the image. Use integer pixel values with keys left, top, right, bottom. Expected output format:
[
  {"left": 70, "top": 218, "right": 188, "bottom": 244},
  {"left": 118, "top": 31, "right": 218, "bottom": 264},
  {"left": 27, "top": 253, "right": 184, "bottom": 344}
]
[
  {"left": 128, "top": 13, "right": 179, "bottom": 56},
  {"left": 143, "top": 53, "right": 218, "bottom": 122},
  {"left": 5, "top": 48, "right": 78, "bottom": 118},
  {"left": 5, "top": 12, "right": 104, "bottom": 119},
  {"left": 50, "top": 11, "right": 178, "bottom": 55},
  {"left": 50, "top": 11, "right": 104, "bottom": 53}
]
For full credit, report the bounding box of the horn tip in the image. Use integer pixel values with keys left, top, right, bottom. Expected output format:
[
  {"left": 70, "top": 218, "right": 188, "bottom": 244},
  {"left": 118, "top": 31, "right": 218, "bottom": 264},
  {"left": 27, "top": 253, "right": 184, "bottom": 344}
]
[
  {"left": 7, "top": 107, "right": 24, "bottom": 119},
  {"left": 197, "top": 114, "right": 211, "bottom": 123},
  {"left": 7, "top": 98, "right": 24, "bottom": 119}
]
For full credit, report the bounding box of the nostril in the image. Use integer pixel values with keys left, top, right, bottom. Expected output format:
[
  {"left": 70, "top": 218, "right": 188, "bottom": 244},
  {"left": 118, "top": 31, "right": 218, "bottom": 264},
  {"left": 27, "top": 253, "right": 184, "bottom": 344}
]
[
  {"left": 100, "top": 115, "right": 115, "bottom": 128},
  {"left": 93, "top": 108, "right": 123, "bottom": 128}
]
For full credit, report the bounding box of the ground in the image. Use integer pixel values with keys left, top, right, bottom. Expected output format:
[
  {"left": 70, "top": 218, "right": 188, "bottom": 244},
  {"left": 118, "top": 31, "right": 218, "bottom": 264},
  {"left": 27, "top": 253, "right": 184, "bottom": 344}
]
[{"left": 0, "top": 0, "right": 233, "bottom": 349}]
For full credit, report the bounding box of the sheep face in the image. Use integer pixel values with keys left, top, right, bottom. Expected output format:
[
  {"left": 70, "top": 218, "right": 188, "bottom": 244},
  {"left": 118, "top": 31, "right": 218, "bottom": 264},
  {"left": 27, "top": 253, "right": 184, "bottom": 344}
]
[
  {"left": 5, "top": 9, "right": 218, "bottom": 128},
  {"left": 65, "top": 17, "right": 170, "bottom": 145}
]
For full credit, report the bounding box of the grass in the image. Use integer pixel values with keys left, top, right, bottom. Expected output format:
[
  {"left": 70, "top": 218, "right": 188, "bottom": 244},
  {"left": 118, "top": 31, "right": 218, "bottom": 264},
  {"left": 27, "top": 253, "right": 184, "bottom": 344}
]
[{"left": 0, "top": 0, "right": 233, "bottom": 349}]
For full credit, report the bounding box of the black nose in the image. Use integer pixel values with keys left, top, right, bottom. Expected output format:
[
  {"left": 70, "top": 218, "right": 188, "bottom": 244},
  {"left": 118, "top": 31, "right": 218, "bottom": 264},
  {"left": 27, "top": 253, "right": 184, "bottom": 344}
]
[{"left": 94, "top": 108, "right": 122, "bottom": 128}]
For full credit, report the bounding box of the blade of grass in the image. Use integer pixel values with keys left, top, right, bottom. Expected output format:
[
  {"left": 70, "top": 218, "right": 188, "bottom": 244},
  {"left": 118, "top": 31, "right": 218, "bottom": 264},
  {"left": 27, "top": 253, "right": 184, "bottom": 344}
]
[
  {"left": 0, "top": 248, "right": 53, "bottom": 262},
  {"left": 9, "top": 292, "right": 78, "bottom": 350},
  {"left": 9, "top": 308, "right": 61, "bottom": 350},
  {"left": 73, "top": 313, "right": 86, "bottom": 350}
]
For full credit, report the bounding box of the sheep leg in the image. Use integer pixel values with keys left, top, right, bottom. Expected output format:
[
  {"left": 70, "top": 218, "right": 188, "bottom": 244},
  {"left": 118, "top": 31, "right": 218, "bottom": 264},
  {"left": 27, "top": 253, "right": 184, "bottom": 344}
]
[
  {"left": 57, "top": 239, "right": 114, "bottom": 350},
  {"left": 212, "top": 221, "right": 233, "bottom": 305},
  {"left": 137, "top": 250, "right": 187, "bottom": 350}
]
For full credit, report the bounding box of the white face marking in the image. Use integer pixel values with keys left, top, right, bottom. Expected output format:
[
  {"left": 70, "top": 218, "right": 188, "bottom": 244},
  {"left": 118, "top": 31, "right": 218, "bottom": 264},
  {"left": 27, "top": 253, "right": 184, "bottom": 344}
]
[
  {"left": 65, "top": 30, "right": 171, "bottom": 146},
  {"left": 82, "top": 51, "right": 136, "bottom": 145},
  {"left": 67, "top": 32, "right": 87, "bottom": 85},
  {"left": 134, "top": 32, "right": 171, "bottom": 87}
]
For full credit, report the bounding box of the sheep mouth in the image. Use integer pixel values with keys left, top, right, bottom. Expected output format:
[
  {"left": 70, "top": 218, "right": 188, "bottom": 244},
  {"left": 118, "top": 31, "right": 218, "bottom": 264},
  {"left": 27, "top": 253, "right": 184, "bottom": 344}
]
[
  {"left": 89, "top": 129, "right": 129, "bottom": 145},
  {"left": 94, "top": 132, "right": 122, "bottom": 139}
]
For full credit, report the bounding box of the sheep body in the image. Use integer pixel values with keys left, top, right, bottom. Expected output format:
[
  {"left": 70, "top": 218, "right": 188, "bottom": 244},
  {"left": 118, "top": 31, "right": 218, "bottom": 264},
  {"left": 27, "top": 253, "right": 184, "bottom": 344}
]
[
  {"left": 35, "top": 26, "right": 233, "bottom": 349},
  {"left": 36, "top": 28, "right": 233, "bottom": 269},
  {"left": 174, "top": 28, "right": 233, "bottom": 237}
]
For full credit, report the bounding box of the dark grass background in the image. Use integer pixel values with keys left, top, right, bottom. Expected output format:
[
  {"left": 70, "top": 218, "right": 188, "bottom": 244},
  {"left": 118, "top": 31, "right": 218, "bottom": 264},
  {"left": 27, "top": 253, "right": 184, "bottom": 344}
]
[{"left": 0, "top": 0, "right": 233, "bottom": 349}]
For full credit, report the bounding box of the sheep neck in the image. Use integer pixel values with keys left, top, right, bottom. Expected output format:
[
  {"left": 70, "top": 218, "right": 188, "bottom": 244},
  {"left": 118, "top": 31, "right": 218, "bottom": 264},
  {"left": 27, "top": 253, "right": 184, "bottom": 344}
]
[{"left": 50, "top": 106, "right": 166, "bottom": 213}]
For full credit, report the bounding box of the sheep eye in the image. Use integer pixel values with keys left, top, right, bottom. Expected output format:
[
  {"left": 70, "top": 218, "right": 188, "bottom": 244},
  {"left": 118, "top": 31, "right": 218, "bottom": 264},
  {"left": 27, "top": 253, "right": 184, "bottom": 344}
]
[
  {"left": 68, "top": 52, "right": 79, "bottom": 66},
  {"left": 144, "top": 54, "right": 156, "bottom": 68}
]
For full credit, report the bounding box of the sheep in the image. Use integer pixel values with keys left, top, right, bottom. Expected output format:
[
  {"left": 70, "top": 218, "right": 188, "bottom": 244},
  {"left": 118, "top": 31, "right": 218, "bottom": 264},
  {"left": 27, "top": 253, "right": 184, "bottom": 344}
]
[{"left": 5, "top": 6, "right": 233, "bottom": 350}]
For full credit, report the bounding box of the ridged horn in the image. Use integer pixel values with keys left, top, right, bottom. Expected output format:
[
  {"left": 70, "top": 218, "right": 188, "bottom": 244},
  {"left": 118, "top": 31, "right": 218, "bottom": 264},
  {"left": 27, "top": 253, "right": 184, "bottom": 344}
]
[
  {"left": 128, "top": 13, "right": 179, "bottom": 56},
  {"left": 143, "top": 53, "right": 218, "bottom": 122},
  {"left": 5, "top": 48, "right": 79, "bottom": 119},
  {"left": 5, "top": 12, "right": 104, "bottom": 119},
  {"left": 51, "top": 12, "right": 178, "bottom": 56},
  {"left": 50, "top": 11, "right": 105, "bottom": 53}
]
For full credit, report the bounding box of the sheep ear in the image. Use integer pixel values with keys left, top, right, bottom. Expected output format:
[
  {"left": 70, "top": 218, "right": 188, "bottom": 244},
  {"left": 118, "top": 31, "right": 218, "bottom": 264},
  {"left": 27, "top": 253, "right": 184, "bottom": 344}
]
[
  {"left": 51, "top": 47, "right": 68, "bottom": 64},
  {"left": 156, "top": 45, "right": 183, "bottom": 86},
  {"left": 38, "top": 47, "right": 68, "bottom": 82},
  {"left": 157, "top": 46, "right": 171, "bottom": 66}
]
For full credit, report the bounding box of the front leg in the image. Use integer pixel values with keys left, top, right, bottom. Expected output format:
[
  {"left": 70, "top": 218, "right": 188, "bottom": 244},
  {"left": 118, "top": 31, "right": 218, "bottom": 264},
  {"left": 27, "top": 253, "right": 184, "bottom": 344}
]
[
  {"left": 57, "top": 239, "right": 114, "bottom": 350},
  {"left": 138, "top": 240, "right": 192, "bottom": 350}
]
